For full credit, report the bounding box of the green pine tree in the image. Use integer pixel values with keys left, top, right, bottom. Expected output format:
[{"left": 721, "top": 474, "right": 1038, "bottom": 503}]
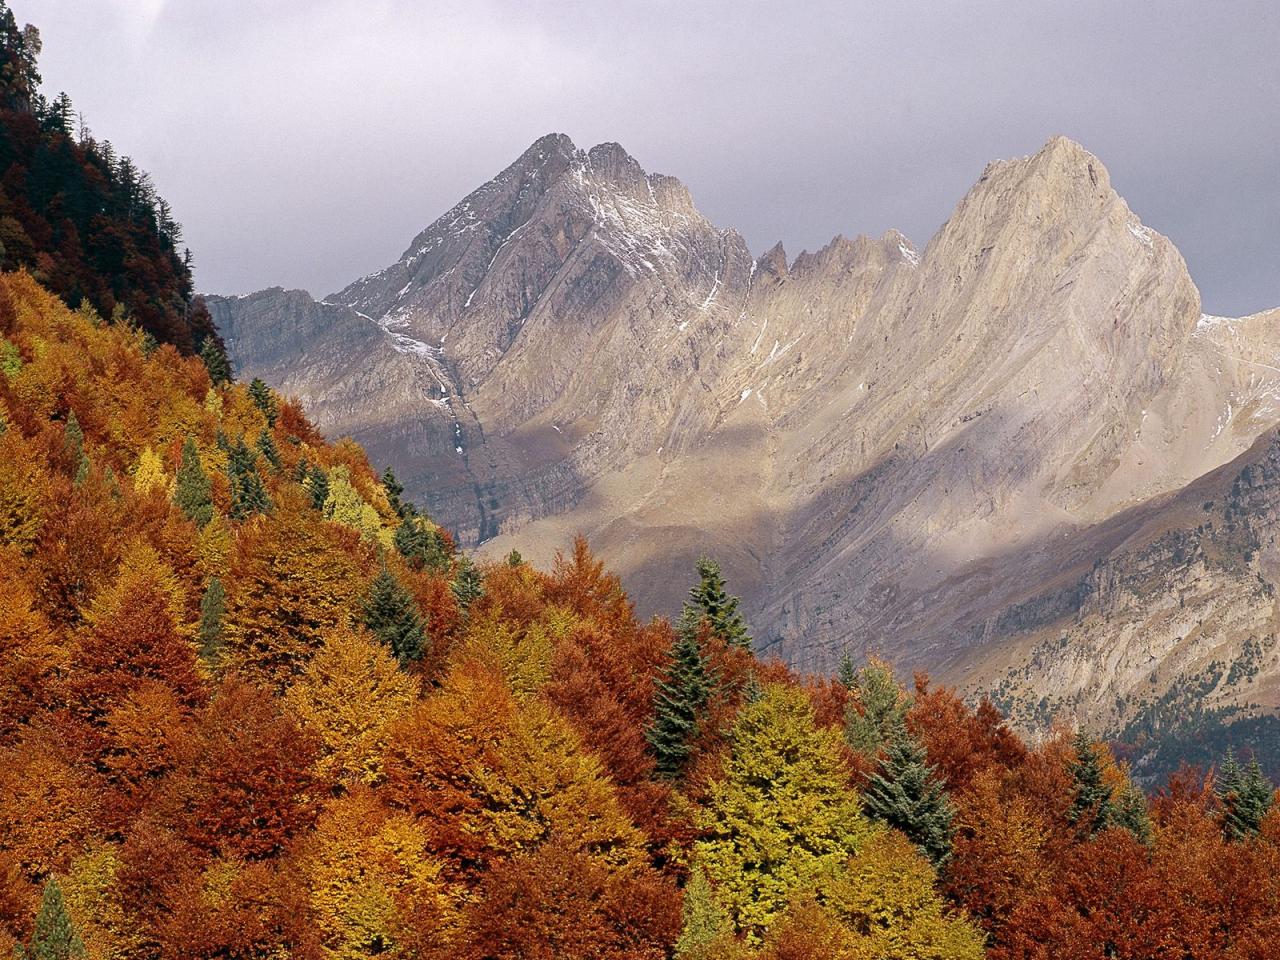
[
  {"left": 645, "top": 629, "right": 716, "bottom": 779},
  {"left": 381, "top": 466, "right": 406, "bottom": 517},
  {"left": 450, "top": 556, "right": 485, "bottom": 611},
  {"left": 1112, "top": 784, "right": 1153, "bottom": 845},
  {"left": 674, "top": 865, "right": 732, "bottom": 957},
  {"left": 862, "top": 720, "right": 955, "bottom": 864},
  {"left": 255, "top": 428, "right": 280, "bottom": 471},
  {"left": 14, "top": 879, "right": 85, "bottom": 960},
  {"left": 362, "top": 567, "right": 427, "bottom": 664},
  {"left": 681, "top": 557, "right": 752, "bottom": 649},
  {"left": 305, "top": 463, "right": 329, "bottom": 511},
  {"left": 198, "top": 335, "right": 231, "bottom": 386},
  {"left": 843, "top": 661, "right": 909, "bottom": 757},
  {"left": 1067, "top": 731, "right": 1114, "bottom": 838},
  {"left": 64, "top": 410, "right": 90, "bottom": 485},
  {"left": 394, "top": 517, "right": 451, "bottom": 573},
  {"left": 506, "top": 549, "right": 523, "bottom": 567},
  {"left": 198, "top": 576, "right": 225, "bottom": 665},
  {"left": 836, "top": 652, "right": 857, "bottom": 690},
  {"left": 1239, "top": 760, "right": 1276, "bottom": 836},
  {"left": 173, "top": 436, "right": 213, "bottom": 526},
  {"left": 247, "top": 377, "right": 277, "bottom": 426},
  {"left": 226, "top": 438, "right": 271, "bottom": 520},
  {"left": 1218, "top": 751, "right": 1275, "bottom": 840}
]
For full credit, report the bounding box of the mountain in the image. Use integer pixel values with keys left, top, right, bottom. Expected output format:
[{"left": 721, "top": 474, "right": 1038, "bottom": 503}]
[{"left": 209, "top": 134, "right": 1280, "bottom": 759}]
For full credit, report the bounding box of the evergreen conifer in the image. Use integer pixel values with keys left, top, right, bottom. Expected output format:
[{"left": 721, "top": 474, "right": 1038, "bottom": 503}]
[
  {"left": 247, "top": 377, "right": 277, "bottom": 426},
  {"left": 1218, "top": 751, "right": 1276, "bottom": 840},
  {"left": 173, "top": 436, "right": 213, "bottom": 526},
  {"left": 198, "top": 576, "right": 225, "bottom": 665},
  {"left": 394, "top": 517, "right": 451, "bottom": 572},
  {"left": 682, "top": 557, "right": 751, "bottom": 649},
  {"left": 226, "top": 437, "right": 270, "bottom": 519},
  {"left": 255, "top": 428, "right": 280, "bottom": 471},
  {"left": 450, "top": 556, "right": 485, "bottom": 611},
  {"left": 862, "top": 720, "right": 955, "bottom": 864},
  {"left": 381, "top": 466, "right": 405, "bottom": 517},
  {"left": 836, "top": 652, "right": 857, "bottom": 690},
  {"left": 362, "top": 567, "right": 427, "bottom": 664},
  {"left": 1067, "top": 731, "right": 1114, "bottom": 838},
  {"left": 305, "top": 463, "right": 329, "bottom": 511},
  {"left": 645, "top": 628, "right": 716, "bottom": 779},
  {"left": 14, "top": 879, "right": 85, "bottom": 960},
  {"left": 844, "top": 662, "right": 909, "bottom": 757},
  {"left": 198, "top": 336, "right": 231, "bottom": 386},
  {"left": 1113, "top": 784, "right": 1153, "bottom": 845}
]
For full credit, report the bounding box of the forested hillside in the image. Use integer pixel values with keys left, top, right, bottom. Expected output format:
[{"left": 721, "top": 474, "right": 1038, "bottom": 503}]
[
  {"left": 1, "top": 268, "right": 1279, "bottom": 959},
  {"left": 0, "top": 3, "right": 218, "bottom": 354}
]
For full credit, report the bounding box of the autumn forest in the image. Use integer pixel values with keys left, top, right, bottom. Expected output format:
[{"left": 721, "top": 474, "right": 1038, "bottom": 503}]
[{"left": 1, "top": 3, "right": 1279, "bottom": 958}]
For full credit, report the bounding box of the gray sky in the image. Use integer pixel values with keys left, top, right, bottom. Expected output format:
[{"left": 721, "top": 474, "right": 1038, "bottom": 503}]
[{"left": 13, "top": 0, "right": 1279, "bottom": 315}]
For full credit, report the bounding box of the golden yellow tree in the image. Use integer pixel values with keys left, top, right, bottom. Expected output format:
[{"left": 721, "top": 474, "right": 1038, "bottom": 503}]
[
  {"left": 283, "top": 624, "right": 418, "bottom": 786},
  {"left": 820, "top": 830, "right": 985, "bottom": 959},
  {"left": 693, "top": 684, "right": 876, "bottom": 943},
  {"left": 130, "top": 446, "right": 169, "bottom": 497},
  {"left": 380, "top": 659, "right": 646, "bottom": 879},
  {"left": 220, "top": 488, "right": 366, "bottom": 689},
  {"left": 302, "top": 789, "right": 458, "bottom": 959}
]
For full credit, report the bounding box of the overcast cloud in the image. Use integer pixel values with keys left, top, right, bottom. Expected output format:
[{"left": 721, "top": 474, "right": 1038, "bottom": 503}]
[{"left": 12, "top": 0, "right": 1279, "bottom": 315}]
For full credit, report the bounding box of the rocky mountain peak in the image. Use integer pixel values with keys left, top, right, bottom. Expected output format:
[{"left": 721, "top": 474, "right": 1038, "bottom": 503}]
[
  {"left": 584, "top": 140, "right": 644, "bottom": 183},
  {"left": 521, "top": 131, "right": 578, "bottom": 162},
  {"left": 757, "top": 241, "right": 789, "bottom": 279}
]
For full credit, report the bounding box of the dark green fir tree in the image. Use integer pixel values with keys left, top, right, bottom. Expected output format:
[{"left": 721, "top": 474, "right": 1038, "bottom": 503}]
[
  {"left": 362, "top": 567, "right": 427, "bottom": 664},
  {"left": 844, "top": 661, "right": 909, "bottom": 757},
  {"left": 645, "top": 628, "right": 716, "bottom": 779},
  {"left": 305, "top": 463, "right": 330, "bottom": 511},
  {"left": 450, "top": 556, "right": 485, "bottom": 611},
  {"left": 255, "top": 427, "right": 280, "bottom": 471},
  {"left": 862, "top": 720, "right": 955, "bottom": 864},
  {"left": 14, "top": 879, "right": 85, "bottom": 960},
  {"left": 381, "top": 466, "right": 406, "bottom": 517},
  {"left": 247, "top": 377, "right": 277, "bottom": 426},
  {"left": 1112, "top": 783, "right": 1153, "bottom": 845},
  {"left": 198, "top": 335, "right": 231, "bottom": 387},
  {"left": 1067, "top": 731, "right": 1114, "bottom": 839},
  {"left": 226, "top": 437, "right": 271, "bottom": 520},
  {"left": 393, "top": 517, "right": 450, "bottom": 572},
  {"left": 836, "top": 652, "right": 857, "bottom": 690},
  {"left": 198, "top": 576, "right": 225, "bottom": 665},
  {"left": 1218, "top": 750, "right": 1275, "bottom": 840},
  {"left": 681, "top": 557, "right": 751, "bottom": 649},
  {"left": 173, "top": 436, "right": 213, "bottom": 526}
]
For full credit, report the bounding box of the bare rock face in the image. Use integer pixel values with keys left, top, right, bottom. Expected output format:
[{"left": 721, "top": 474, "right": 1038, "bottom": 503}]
[{"left": 210, "top": 135, "right": 1280, "bottom": 753}]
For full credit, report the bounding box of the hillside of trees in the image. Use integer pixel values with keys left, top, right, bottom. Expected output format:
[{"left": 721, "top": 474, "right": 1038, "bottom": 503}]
[
  {"left": 0, "top": 2, "right": 219, "bottom": 355},
  {"left": 1, "top": 267, "right": 1279, "bottom": 958}
]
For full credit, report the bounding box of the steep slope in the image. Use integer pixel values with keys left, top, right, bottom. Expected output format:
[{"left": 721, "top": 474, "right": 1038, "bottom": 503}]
[{"left": 211, "top": 136, "right": 1280, "bottom": 736}]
